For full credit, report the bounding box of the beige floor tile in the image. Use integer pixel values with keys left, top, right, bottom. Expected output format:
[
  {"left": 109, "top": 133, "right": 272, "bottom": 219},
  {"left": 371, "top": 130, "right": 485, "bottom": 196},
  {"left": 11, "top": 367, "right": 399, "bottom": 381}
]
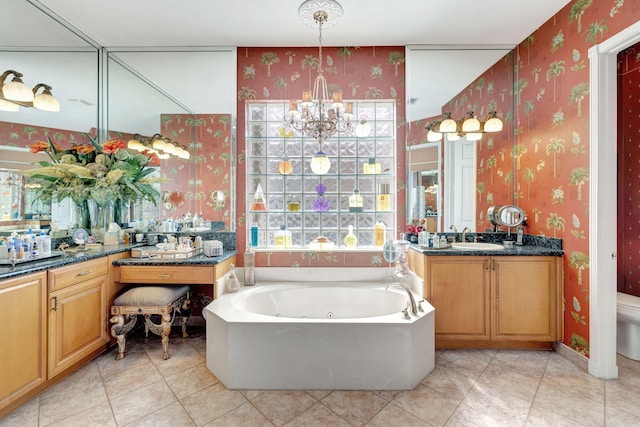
[
  {"left": 321, "top": 390, "right": 389, "bottom": 427},
  {"left": 420, "top": 364, "right": 476, "bottom": 398},
  {"left": 203, "top": 401, "right": 274, "bottom": 427},
  {"left": 605, "top": 405, "right": 640, "bottom": 427},
  {"left": 122, "top": 401, "right": 196, "bottom": 427},
  {"left": 305, "top": 390, "right": 332, "bottom": 400},
  {"left": 180, "top": 382, "right": 247, "bottom": 426},
  {"left": 605, "top": 377, "right": 640, "bottom": 419},
  {"left": 538, "top": 371, "right": 605, "bottom": 405},
  {"left": 530, "top": 383, "right": 604, "bottom": 426},
  {"left": 242, "top": 389, "right": 267, "bottom": 400},
  {"left": 525, "top": 404, "right": 593, "bottom": 426},
  {"left": 38, "top": 371, "right": 109, "bottom": 426},
  {"left": 283, "top": 402, "right": 352, "bottom": 427},
  {"left": 393, "top": 383, "right": 463, "bottom": 426},
  {"left": 365, "top": 402, "right": 430, "bottom": 427},
  {"left": 0, "top": 396, "right": 39, "bottom": 427},
  {"left": 448, "top": 401, "right": 522, "bottom": 427},
  {"left": 164, "top": 361, "right": 220, "bottom": 399},
  {"left": 436, "top": 349, "right": 497, "bottom": 379},
  {"left": 460, "top": 381, "right": 532, "bottom": 426},
  {"left": 40, "top": 360, "right": 102, "bottom": 399},
  {"left": 46, "top": 401, "right": 116, "bottom": 427},
  {"left": 145, "top": 337, "right": 204, "bottom": 378},
  {"left": 109, "top": 378, "right": 178, "bottom": 426},
  {"left": 98, "top": 350, "right": 164, "bottom": 399},
  {"left": 251, "top": 390, "right": 316, "bottom": 426}
]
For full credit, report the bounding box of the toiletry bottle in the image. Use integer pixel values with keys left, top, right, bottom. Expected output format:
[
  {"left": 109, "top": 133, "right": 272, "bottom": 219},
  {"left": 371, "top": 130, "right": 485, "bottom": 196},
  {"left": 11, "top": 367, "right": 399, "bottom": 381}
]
[
  {"left": 250, "top": 225, "right": 259, "bottom": 247},
  {"left": 226, "top": 264, "right": 241, "bottom": 293},
  {"left": 0, "top": 241, "right": 7, "bottom": 260},
  {"left": 374, "top": 221, "right": 386, "bottom": 247},
  {"left": 376, "top": 184, "right": 391, "bottom": 211},
  {"left": 244, "top": 245, "right": 255, "bottom": 286},
  {"left": 516, "top": 226, "right": 524, "bottom": 245},
  {"left": 349, "top": 188, "right": 363, "bottom": 213},
  {"left": 344, "top": 225, "right": 358, "bottom": 248},
  {"left": 274, "top": 225, "right": 292, "bottom": 248}
]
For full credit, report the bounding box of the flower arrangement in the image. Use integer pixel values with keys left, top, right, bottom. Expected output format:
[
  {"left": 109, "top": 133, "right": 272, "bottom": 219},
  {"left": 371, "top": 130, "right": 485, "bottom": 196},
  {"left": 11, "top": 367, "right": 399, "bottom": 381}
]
[
  {"left": 22, "top": 136, "right": 162, "bottom": 207},
  {"left": 406, "top": 218, "right": 426, "bottom": 235}
]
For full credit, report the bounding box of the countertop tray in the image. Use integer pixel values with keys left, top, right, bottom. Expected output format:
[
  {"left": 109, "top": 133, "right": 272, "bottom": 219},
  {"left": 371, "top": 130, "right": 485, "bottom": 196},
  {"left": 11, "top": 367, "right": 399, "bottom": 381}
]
[{"left": 0, "top": 250, "right": 65, "bottom": 265}]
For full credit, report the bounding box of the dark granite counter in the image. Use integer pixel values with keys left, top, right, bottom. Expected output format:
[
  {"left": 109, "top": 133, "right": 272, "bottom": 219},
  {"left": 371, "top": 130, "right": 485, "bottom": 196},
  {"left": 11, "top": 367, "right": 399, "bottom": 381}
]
[
  {"left": 112, "top": 250, "right": 236, "bottom": 266},
  {"left": 0, "top": 243, "right": 142, "bottom": 280},
  {"left": 409, "top": 232, "right": 564, "bottom": 257}
]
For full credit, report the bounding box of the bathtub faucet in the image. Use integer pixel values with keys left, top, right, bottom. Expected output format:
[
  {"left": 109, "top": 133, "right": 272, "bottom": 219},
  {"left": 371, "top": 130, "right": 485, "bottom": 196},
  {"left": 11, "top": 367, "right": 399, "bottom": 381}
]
[{"left": 386, "top": 283, "right": 418, "bottom": 316}]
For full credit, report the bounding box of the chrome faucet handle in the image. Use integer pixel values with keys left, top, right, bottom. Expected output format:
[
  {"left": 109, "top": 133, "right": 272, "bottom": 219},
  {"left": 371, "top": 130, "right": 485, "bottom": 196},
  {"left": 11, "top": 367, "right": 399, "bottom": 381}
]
[
  {"left": 401, "top": 306, "right": 411, "bottom": 320},
  {"left": 418, "top": 300, "right": 425, "bottom": 312},
  {"left": 474, "top": 235, "right": 484, "bottom": 243},
  {"left": 449, "top": 225, "right": 458, "bottom": 233}
]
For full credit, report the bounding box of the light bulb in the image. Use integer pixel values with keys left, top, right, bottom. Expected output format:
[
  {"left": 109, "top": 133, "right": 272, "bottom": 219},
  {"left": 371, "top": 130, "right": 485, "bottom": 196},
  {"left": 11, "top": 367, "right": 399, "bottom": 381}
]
[{"left": 310, "top": 150, "right": 331, "bottom": 175}]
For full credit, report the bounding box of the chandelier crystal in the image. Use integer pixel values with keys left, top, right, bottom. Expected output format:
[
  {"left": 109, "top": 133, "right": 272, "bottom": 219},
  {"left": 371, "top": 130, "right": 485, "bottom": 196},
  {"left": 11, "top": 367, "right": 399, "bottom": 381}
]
[{"left": 287, "top": 0, "right": 353, "bottom": 153}]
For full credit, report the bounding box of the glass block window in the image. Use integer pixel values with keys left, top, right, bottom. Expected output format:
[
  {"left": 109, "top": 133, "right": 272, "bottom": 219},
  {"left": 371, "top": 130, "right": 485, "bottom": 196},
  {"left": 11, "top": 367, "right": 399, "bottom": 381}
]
[{"left": 246, "top": 100, "right": 396, "bottom": 249}]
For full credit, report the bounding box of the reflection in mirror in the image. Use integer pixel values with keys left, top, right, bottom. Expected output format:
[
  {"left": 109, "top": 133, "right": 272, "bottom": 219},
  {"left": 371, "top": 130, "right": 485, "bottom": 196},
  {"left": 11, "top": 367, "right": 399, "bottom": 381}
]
[
  {"left": 406, "top": 47, "right": 514, "bottom": 231},
  {"left": 407, "top": 142, "right": 441, "bottom": 232},
  {"left": 0, "top": 0, "right": 99, "bottom": 231}
]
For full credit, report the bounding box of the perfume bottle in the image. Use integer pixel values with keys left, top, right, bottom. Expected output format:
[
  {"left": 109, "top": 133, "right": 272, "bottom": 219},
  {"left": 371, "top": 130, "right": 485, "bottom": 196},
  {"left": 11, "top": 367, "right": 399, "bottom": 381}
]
[
  {"left": 274, "top": 224, "right": 292, "bottom": 248},
  {"left": 363, "top": 157, "right": 381, "bottom": 174},
  {"left": 374, "top": 221, "right": 386, "bottom": 247},
  {"left": 344, "top": 225, "right": 358, "bottom": 248},
  {"left": 250, "top": 183, "right": 267, "bottom": 211},
  {"left": 377, "top": 184, "right": 391, "bottom": 211},
  {"left": 349, "top": 188, "right": 363, "bottom": 213}
]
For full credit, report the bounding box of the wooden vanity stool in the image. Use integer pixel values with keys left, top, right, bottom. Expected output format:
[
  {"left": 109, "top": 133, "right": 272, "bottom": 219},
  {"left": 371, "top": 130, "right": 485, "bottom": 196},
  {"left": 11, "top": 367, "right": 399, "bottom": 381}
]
[{"left": 110, "top": 285, "right": 191, "bottom": 360}]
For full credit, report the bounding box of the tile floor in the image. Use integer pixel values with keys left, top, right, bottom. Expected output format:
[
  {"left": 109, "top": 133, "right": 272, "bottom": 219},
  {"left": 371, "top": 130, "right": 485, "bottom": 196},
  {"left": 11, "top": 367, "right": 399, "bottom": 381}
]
[{"left": 2, "top": 328, "right": 640, "bottom": 427}]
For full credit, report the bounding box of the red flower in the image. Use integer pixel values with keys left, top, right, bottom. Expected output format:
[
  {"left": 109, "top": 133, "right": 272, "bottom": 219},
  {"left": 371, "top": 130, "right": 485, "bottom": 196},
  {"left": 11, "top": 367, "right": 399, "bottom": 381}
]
[
  {"left": 102, "top": 138, "right": 127, "bottom": 154},
  {"left": 69, "top": 144, "right": 96, "bottom": 155},
  {"left": 29, "top": 140, "right": 60, "bottom": 153}
]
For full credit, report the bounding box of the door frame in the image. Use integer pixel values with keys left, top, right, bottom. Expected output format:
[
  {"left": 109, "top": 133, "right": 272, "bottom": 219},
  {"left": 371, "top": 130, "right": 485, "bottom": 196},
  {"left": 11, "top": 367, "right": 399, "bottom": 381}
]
[{"left": 588, "top": 20, "right": 640, "bottom": 379}]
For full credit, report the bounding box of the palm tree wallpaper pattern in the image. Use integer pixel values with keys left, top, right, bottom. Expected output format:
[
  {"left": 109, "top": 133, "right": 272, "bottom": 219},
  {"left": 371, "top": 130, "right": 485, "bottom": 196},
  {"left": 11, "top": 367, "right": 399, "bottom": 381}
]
[
  {"left": 415, "top": 0, "right": 639, "bottom": 356},
  {"left": 236, "top": 46, "right": 406, "bottom": 269}
]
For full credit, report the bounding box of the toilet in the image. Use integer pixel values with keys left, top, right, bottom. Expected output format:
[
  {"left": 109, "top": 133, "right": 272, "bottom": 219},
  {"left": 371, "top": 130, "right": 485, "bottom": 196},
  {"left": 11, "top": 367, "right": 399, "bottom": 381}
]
[{"left": 617, "top": 292, "right": 640, "bottom": 361}]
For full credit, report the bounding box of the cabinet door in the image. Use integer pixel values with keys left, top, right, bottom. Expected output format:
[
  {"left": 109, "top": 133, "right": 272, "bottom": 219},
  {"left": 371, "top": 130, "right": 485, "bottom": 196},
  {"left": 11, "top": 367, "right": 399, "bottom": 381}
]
[
  {"left": 0, "top": 272, "right": 47, "bottom": 413},
  {"left": 48, "top": 275, "right": 108, "bottom": 378},
  {"left": 427, "top": 256, "right": 490, "bottom": 341},
  {"left": 492, "top": 256, "right": 560, "bottom": 341}
]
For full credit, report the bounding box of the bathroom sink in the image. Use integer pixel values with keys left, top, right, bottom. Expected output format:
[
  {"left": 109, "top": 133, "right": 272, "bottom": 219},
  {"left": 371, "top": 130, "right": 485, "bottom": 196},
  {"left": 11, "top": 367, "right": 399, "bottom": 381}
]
[{"left": 451, "top": 242, "right": 505, "bottom": 251}]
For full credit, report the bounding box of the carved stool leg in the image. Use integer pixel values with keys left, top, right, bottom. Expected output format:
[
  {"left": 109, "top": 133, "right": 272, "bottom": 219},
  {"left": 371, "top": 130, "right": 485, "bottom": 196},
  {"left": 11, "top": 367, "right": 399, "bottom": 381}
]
[
  {"left": 161, "top": 312, "right": 172, "bottom": 360},
  {"left": 181, "top": 316, "right": 189, "bottom": 338},
  {"left": 109, "top": 314, "right": 137, "bottom": 360}
]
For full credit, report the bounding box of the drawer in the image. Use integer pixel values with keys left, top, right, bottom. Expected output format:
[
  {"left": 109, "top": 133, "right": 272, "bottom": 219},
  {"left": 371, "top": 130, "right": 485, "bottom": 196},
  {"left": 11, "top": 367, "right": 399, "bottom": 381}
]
[
  {"left": 49, "top": 258, "right": 109, "bottom": 292},
  {"left": 119, "top": 266, "right": 214, "bottom": 284}
]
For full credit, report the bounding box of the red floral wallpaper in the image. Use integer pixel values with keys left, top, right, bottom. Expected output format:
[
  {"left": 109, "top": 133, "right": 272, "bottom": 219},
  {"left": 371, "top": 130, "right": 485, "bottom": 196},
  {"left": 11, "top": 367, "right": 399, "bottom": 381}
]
[
  {"left": 407, "top": 0, "right": 640, "bottom": 356},
  {"left": 236, "top": 46, "right": 406, "bottom": 268},
  {"left": 618, "top": 42, "right": 640, "bottom": 298},
  {"left": 158, "top": 113, "right": 232, "bottom": 226}
]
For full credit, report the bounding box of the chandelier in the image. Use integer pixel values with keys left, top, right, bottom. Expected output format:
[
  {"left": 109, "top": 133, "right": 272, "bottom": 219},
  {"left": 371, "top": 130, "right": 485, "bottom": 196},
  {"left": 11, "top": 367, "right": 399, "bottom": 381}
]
[
  {"left": 287, "top": 0, "right": 353, "bottom": 174},
  {"left": 0, "top": 69, "right": 60, "bottom": 112},
  {"left": 425, "top": 111, "right": 503, "bottom": 142}
]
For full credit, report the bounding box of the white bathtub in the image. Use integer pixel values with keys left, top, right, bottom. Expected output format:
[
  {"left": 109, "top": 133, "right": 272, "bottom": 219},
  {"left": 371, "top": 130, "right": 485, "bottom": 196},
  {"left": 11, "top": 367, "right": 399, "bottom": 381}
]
[{"left": 204, "top": 274, "right": 435, "bottom": 390}]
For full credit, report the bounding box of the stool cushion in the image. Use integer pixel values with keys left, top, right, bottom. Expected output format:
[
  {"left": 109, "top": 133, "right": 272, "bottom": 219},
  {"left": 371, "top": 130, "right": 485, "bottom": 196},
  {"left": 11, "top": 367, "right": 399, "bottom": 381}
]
[{"left": 114, "top": 286, "right": 190, "bottom": 306}]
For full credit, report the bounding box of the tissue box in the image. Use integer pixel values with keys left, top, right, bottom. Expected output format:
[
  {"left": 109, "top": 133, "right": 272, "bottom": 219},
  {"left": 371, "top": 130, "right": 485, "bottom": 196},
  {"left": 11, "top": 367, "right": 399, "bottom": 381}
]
[{"left": 103, "top": 232, "right": 120, "bottom": 246}]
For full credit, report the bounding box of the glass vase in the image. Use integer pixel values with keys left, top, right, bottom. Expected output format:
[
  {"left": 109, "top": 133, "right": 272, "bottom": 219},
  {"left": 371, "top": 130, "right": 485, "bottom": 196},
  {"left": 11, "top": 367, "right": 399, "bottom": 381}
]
[
  {"left": 75, "top": 199, "right": 91, "bottom": 231},
  {"left": 93, "top": 200, "right": 115, "bottom": 243}
]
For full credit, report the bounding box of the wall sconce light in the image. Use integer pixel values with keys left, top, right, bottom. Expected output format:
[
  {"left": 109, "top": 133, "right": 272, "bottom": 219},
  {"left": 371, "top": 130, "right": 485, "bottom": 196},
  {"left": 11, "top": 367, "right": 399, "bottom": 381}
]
[
  {"left": 425, "top": 111, "right": 503, "bottom": 142},
  {"left": 0, "top": 70, "right": 60, "bottom": 112},
  {"left": 127, "top": 133, "right": 191, "bottom": 160}
]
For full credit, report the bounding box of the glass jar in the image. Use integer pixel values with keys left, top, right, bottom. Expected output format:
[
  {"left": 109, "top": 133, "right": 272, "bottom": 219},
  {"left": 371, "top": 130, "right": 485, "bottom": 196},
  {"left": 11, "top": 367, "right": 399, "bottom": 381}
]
[
  {"left": 274, "top": 224, "right": 292, "bottom": 248},
  {"left": 226, "top": 264, "right": 241, "bottom": 293}
]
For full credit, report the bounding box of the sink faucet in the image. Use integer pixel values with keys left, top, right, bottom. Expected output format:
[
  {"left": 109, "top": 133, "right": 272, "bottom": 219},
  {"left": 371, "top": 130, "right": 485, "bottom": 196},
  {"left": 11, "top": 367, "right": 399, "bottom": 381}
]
[
  {"left": 386, "top": 283, "right": 418, "bottom": 316},
  {"left": 462, "top": 227, "right": 471, "bottom": 242},
  {"left": 449, "top": 225, "right": 458, "bottom": 233}
]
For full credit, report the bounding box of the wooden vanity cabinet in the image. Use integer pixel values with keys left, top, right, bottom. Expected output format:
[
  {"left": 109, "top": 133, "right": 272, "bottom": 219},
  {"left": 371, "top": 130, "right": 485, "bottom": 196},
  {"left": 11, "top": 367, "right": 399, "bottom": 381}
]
[
  {"left": 413, "top": 251, "right": 563, "bottom": 348},
  {"left": 0, "top": 272, "right": 47, "bottom": 415},
  {"left": 47, "top": 258, "right": 109, "bottom": 378}
]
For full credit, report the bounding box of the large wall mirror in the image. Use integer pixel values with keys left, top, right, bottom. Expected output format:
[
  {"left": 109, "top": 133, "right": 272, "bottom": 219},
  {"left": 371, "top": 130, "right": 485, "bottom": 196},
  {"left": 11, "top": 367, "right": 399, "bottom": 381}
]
[
  {"left": 0, "top": 1, "right": 98, "bottom": 230},
  {"left": 406, "top": 46, "right": 515, "bottom": 232}
]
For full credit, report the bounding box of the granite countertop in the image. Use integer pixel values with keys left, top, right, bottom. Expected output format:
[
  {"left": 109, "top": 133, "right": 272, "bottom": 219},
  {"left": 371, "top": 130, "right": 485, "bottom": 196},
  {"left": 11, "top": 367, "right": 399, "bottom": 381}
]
[
  {"left": 113, "top": 250, "right": 236, "bottom": 266},
  {"left": 0, "top": 243, "right": 143, "bottom": 280},
  {"left": 410, "top": 244, "right": 564, "bottom": 257}
]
